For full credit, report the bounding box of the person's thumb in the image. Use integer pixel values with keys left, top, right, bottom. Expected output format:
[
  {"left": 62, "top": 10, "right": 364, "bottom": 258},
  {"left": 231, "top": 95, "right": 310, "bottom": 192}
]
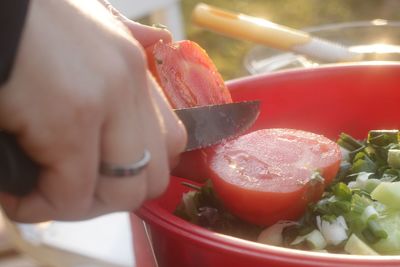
[
  {"left": 124, "top": 20, "right": 172, "bottom": 48},
  {"left": 98, "top": 0, "right": 172, "bottom": 48}
]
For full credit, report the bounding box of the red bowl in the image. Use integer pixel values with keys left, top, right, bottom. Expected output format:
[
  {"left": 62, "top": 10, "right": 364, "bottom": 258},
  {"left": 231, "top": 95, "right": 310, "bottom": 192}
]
[{"left": 135, "top": 63, "right": 400, "bottom": 267}]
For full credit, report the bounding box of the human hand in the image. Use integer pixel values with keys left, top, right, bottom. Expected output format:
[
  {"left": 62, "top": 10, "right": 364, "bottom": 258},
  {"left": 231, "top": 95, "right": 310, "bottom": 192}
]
[
  {"left": 0, "top": 0, "right": 186, "bottom": 222},
  {"left": 97, "top": 0, "right": 173, "bottom": 48}
]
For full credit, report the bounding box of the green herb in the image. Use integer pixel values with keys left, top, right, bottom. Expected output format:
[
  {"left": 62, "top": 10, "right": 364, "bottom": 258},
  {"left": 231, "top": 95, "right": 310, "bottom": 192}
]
[{"left": 174, "top": 180, "right": 263, "bottom": 240}]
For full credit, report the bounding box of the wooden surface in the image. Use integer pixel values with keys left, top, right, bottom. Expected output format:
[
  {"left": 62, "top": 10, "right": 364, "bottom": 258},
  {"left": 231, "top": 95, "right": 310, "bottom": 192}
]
[
  {"left": 0, "top": 214, "right": 44, "bottom": 267},
  {"left": 0, "top": 213, "right": 129, "bottom": 267},
  {"left": 0, "top": 251, "right": 44, "bottom": 267}
]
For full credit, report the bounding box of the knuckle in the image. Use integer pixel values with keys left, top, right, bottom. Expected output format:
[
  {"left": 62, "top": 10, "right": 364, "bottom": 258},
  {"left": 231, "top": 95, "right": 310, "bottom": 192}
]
[
  {"left": 104, "top": 49, "right": 149, "bottom": 103},
  {"left": 47, "top": 170, "right": 95, "bottom": 220},
  {"left": 111, "top": 41, "right": 147, "bottom": 77},
  {"left": 147, "top": 161, "right": 170, "bottom": 199},
  {"left": 65, "top": 90, "right": 102, "bottom": 126},
  {"left": 149, "top": 175, "right": 169, "bottom": 200},
  {"left": 120, "top": 43, "right": 148, "bottom": 82},
  {"left": 171, "top": 120, "right": 188, "bottom": 155},
  {"left": 55, "top": 195, "right": 92, "bottom": 220},
  {"left": 122, "top": 40, "right": 147, "bottom": 67},
  {"left": 126, "top": 189, "right": 147, "bottom": 211},
  {"left": 96, "top": 179, "right": 147, "bottom": 212}
]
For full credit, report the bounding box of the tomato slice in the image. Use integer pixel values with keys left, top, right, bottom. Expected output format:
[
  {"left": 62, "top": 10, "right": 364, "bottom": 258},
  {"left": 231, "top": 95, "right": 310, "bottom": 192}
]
[
  {"left": 208, "top": 128, "right": 341, "bottom": 226},
  {"left": 148, "top": 40, "right": 233, "bottom": 181},
  {"left": 150, "top": 40, "right": 232, "bottom": 108}
]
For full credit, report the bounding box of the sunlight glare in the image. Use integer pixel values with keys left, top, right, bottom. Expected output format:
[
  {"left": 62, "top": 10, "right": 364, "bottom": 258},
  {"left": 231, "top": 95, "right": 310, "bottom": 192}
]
[{"left": 350, "top": 43, "right": 400, "bottom": 54}]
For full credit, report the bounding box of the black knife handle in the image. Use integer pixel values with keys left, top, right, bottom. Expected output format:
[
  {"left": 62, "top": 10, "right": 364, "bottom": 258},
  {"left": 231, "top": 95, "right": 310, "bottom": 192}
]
[{"left": 0, "top": 132, "right": 39, "bottom": 196}]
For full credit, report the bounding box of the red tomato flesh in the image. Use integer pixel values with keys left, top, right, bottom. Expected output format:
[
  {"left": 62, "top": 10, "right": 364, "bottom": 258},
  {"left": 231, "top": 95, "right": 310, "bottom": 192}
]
[
  {"left": 151, "top": 40, "right": 232, "bottom": 108},
  {"left": 148, "top": 40, "right": 233, "bottom": 182},
  {"left": 208, "top": 128, "right": 341, "bottom": 226}
]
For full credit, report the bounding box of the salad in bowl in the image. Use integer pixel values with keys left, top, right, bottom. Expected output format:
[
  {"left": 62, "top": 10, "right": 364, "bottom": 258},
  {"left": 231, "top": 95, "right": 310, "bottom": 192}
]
[{"left": 136, "top": 38, "right": 400, "bottom": 267}]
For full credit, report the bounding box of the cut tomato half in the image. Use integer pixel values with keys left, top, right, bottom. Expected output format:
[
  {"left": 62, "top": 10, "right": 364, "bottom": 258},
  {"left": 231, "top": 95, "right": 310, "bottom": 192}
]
[{"left": 208, "top": 128, "right": 342, "bottom": 226}]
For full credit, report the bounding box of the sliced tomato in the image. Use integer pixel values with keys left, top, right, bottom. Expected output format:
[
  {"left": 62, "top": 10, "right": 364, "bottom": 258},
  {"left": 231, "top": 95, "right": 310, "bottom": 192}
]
[
  {"left": 147, "top": 40, "right": 232, "bottom": 181},
  {"left": 150, "top": 40, "right": 232, "bottom": 108},
  {"left": 208, "top": 128, "right": 342, "bottom": 226}
]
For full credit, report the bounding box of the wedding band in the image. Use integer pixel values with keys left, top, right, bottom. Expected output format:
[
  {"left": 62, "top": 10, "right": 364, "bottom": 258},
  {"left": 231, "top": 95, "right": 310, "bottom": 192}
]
[{"left": 100, "top": 149, "right": 151, "bottom": 177}]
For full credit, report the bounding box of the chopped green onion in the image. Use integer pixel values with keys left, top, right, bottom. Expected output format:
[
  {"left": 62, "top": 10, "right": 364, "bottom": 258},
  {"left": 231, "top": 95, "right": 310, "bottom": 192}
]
[
  {"left": 347, "top": 172, "right": 381, "bottom": 193},
  {"left": 361, "top": 205, "right": 378, "bottom": 222},
  {"left": 316, "top": 216, "right": 348, "bottom": 246},
  {"left": 381, "top": 169, "right": 400, "bottom": 182},
  {"left": 310, "top": 171, "right": 325, "bottom": 185},
  {"left": 368, "top": 130, "right": 399, "bottom": 146},
  {"left": 350, "top": 152, "right": 377, "bottom": 174},
  {"left": 344, "top": 234, "right": 379, "bottom": 255},
  {"left": 351, "top": 194, "right": 372, "bottom": 214},
  {"left": 257, "top": 221, "right": 297, "bottom": 246},
  {"left": 371, "top": 181, "right": 400, "bottom": 209},
  {"left": 367, "top": 220, "right": 388, "bottom": 239},
  {"left": 364, "top": 178, "right": 381, "bottom": 193},
  {"left": 181, "top": 182, "right": 202, "bottom": 191},
  {"left": 290, "top": 229, "right": 327, "bottom": 250},
  {"left": 182, "top": 191, "right": 199, "bottom": 222},
  {"left": 338, "top": 132, "right": 364, "bottom": 151},
  {"left": 332, "top": 182, "right": 352, "bottom": 201},
  {"left": 388, "top": 149, "right": 400, "bottom": 169},
  {"left": 314, "top": 196, "right": 350, "bottom": 216},
  {"left": 362, "top": 228, "right": 380, "bottom": 244},
  {"left": 355, "top": 172, "right": 372, "bottom": 187},
  {"left": 340, "top": 147, "right": 350, "bottom": 161}
]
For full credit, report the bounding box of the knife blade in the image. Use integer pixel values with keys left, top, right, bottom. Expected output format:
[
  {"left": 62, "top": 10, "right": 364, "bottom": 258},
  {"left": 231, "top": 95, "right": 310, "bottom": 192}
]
[
  {"left": 0, "top": 100, "right": 260, "bottom": 196},
  {"left": 175, "top": 100, "right": 260, "bottom": 151}
]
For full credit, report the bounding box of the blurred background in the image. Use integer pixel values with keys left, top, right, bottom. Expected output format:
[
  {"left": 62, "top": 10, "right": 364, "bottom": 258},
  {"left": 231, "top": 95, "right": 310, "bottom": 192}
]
[
  {"left": 181, "top": 0, "right": 400, "bottom": 80},
  {"left": 110, "top": 0, "right": 400, "bottom": 80}
]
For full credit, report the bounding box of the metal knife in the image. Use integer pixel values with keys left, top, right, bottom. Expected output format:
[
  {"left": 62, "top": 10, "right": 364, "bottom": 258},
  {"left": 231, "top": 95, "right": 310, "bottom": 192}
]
[
  {"left": 0, "top": 100, "right": 260, "bottom": 196},
  {"left": 175, "top": 100, "right": 260, "bottom": 151}
]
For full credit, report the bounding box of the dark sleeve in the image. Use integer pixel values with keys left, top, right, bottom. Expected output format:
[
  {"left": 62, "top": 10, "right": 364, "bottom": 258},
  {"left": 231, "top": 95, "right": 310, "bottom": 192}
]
[{"left": 0, "top": 0, "right": 31, "bottom": 86}]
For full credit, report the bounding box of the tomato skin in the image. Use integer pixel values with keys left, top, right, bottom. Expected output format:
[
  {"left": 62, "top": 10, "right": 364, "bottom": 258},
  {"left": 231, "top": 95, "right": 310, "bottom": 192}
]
[
  {"left": 208, "top": 128, "right": 342, "bottom": 226},
  {"left": 148, "top": 40, "right": 232, "bottom": 182},
  {"left": 151, "top": 40, "right": 232, "bottom": 108},
  {"left": 170, "top": 147, "right": 215, "bottom": 182}
]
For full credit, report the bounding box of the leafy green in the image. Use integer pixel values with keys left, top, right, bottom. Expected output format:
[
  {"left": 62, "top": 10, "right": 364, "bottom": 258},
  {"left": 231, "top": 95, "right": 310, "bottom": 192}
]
[{"left": 174, "top": 180, "right": 263, "bottom": 240}]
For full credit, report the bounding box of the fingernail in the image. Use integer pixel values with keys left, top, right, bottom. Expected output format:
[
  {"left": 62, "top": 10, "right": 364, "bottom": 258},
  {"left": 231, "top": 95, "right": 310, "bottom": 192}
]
[{"left": 152, "top": 23, "right": 168, "bottom": 30}]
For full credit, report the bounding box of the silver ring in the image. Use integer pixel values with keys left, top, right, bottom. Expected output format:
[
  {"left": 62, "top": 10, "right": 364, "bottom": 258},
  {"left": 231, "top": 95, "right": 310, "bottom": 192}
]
[{"left": 100, "top": 149, "right": 151, "bottom": 177}]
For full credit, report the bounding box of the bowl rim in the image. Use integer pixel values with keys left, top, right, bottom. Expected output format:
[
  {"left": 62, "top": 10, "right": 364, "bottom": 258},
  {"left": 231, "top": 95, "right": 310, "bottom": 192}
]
[
  {"left": 138, "top": 64, "right": 400, "bottom": 265},
  {"left": 232, "top": 61, "right": 400, "bottom": 85},
  {"left": 139, "top": 189, "right": 400, "bottom": 265}
]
